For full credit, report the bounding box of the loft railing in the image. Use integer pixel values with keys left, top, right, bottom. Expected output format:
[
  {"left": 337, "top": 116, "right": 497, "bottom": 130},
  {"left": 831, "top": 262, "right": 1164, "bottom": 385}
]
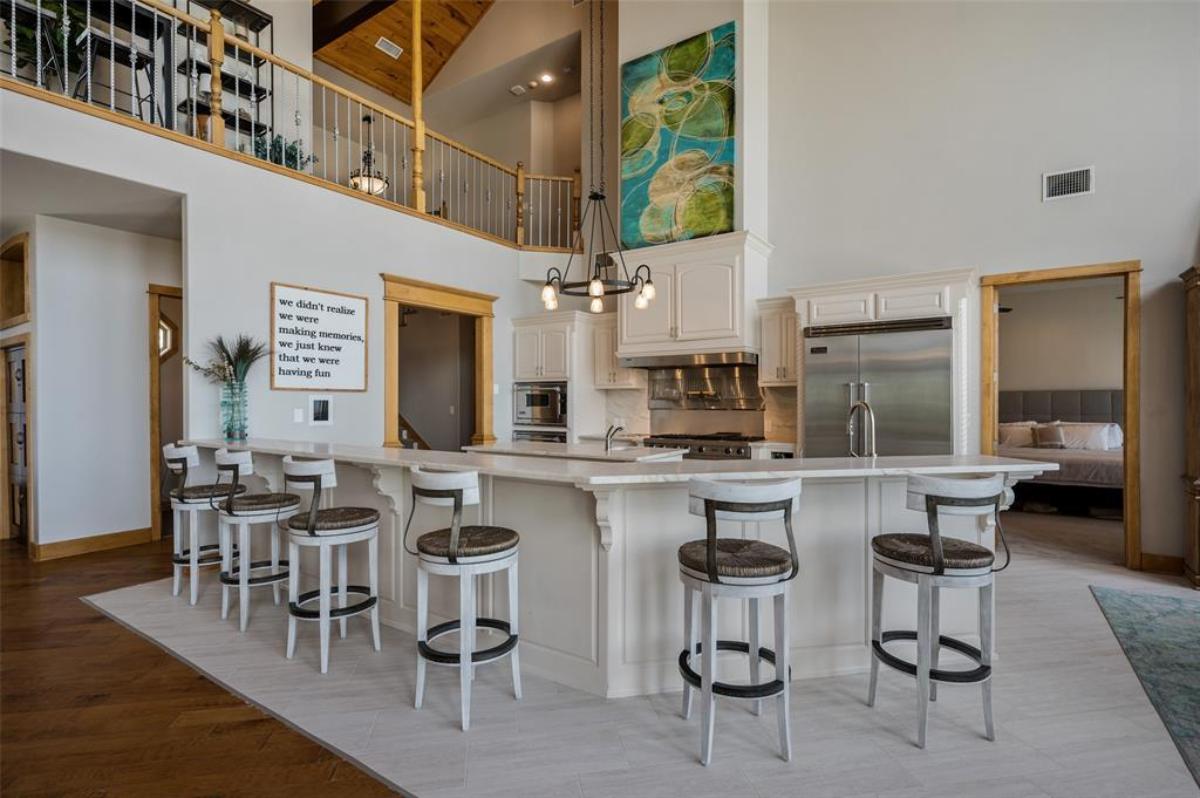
[{"left": 0, "top": 0, "right": 578, "bottom": 251}]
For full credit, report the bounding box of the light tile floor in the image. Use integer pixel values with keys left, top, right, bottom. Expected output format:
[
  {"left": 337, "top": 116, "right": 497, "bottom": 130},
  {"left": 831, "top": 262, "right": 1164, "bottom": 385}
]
[{"left": 85, "top": 513, "right": 1199, "bottom": 798}]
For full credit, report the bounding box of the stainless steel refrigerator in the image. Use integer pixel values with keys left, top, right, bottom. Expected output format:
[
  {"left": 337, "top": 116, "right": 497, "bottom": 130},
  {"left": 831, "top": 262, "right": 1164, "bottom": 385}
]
[{"left": 803, "top": 317, "right": 953, "bottom": 457}]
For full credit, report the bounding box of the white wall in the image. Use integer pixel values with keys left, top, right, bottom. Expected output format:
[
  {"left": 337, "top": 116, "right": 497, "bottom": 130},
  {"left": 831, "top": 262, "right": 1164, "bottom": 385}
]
[
  {"left": 999, "top": 281, "right": 1124, "bottom": 391},
  {"left": 1, "top": 89, "right": 543, "bottom": 456},
  {"left": 552, "top": 93, "right": 582, "bottom": 176},
  {"left": 766, "top": 2, "right": 1199, "bottom": 556},
  {"left": 32, "top": 216, "right": 181, "bottom": 543}
]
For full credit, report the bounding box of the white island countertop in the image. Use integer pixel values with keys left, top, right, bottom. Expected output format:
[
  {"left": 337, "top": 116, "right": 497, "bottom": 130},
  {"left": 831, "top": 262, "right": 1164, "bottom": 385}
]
[
  {"left": 462, "top": 440, "right": 685, "bottom": 462},
  {"left": 188, "top": 438, "right": 1057, "bottom": 486}
]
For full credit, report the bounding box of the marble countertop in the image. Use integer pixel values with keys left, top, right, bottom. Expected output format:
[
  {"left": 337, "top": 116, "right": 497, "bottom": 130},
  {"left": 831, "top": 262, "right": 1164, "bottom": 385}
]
[
  {"left": 463, "top": 441, "right": 685, "bottom": 462},
  {"left": 189, "top": 438, "right": 1058, "bottom": 488}
]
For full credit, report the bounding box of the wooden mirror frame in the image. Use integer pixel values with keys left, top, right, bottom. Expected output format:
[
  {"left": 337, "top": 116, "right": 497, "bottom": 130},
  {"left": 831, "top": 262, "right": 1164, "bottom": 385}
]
[
  {"left": 381, "top": 274, "right": 498, "bottom": 447},
  {"left": 980, "top": 260, "right": 1142, "bottom": 570}
]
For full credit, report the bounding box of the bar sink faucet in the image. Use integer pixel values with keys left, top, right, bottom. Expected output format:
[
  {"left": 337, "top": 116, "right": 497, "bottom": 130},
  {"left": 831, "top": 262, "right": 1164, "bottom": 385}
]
[
  {"left": 605, "top": 425, "right": 625, "bottom": 453},
  {"left": 847, "top": 400, "right": 877, "bottom": 458}
]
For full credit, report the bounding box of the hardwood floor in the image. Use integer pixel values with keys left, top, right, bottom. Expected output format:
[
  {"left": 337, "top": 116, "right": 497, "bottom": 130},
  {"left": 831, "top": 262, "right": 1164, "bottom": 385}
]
[{"left": 0, "top": 538, "right": 398, "bottom": 797}]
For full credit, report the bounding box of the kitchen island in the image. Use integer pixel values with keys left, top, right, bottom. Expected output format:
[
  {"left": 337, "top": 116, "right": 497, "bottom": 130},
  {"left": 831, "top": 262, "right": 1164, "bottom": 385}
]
[{"left": 189, "top": 438, "right": 1055, "bottom": 697}]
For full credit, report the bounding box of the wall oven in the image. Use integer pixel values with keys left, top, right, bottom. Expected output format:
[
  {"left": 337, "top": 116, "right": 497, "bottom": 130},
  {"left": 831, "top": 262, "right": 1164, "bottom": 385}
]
[{"left": 513, "top": 382, "right": 567, "bottom": 427}]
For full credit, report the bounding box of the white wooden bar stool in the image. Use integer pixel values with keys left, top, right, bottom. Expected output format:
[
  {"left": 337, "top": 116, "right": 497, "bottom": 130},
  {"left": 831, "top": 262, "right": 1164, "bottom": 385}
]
[
  {"left": 163, "top": 443, "right": 246, "bottom": 605},
  {"left": 867, "top": 473, "right": 1009, "bottom": 748},
  {"left": 679, "top": 477, "right": 801, "bottom": 766},
  {"left": 213, "top": 449, "right": 301, "bottom": 632},
  {"left": 405, "top": 467, "right": 521, "bottom": 731},
  {"left": 282, "top": 457, "right": 382, "bottom": 674}
]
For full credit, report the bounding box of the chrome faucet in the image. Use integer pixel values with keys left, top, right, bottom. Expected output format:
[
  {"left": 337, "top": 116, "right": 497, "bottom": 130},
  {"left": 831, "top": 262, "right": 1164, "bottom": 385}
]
[
  {"left": 604, "top": 425, "right": 625, "bottom": 453},
  {"left": 847, "top": 400, "right": 877, "bottom": 458}
]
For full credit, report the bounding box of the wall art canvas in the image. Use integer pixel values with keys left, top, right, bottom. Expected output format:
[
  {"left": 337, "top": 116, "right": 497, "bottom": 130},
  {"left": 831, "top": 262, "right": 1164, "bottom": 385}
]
[{"left": 620, "top": 21, "right": 736, "bottom": 250}]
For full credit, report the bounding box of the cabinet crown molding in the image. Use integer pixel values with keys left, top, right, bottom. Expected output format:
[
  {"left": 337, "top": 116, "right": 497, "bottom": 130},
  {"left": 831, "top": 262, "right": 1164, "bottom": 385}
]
[
  {"left": 787, "top": 267, "right": 978, "bottom": 299},
  {"left": 620, "top": 230, "right": 772, "bottom": 261},
  {"left": 512, "top": 310, "right": 597, "bottom": 327}
]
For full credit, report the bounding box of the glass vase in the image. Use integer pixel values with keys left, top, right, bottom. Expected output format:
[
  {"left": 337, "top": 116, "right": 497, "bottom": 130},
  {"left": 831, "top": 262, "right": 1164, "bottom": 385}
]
[{"left": 220, "top": 380, "right": 248, "bottom": 441}]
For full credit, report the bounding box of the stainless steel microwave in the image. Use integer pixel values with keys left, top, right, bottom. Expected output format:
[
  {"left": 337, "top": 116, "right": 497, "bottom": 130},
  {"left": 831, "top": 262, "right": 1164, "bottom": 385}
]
[{"left": 513, "top": 382, "right": 567, "bottom": 426}]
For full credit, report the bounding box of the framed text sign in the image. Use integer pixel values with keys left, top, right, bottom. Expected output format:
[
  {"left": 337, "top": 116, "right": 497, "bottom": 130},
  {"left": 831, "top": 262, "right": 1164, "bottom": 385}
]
[{"left": 270, "top": 282, "right": 368, "bottom": 392}]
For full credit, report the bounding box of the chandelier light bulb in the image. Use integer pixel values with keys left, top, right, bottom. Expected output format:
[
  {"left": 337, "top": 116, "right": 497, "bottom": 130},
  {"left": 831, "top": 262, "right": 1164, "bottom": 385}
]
[
  {"left": 589, "top": 297, "right": 604, "bottom": 313},
  {"left": 640, "top": 279, "right": 656, "bottom": 301},
  {"left": 541, "top": 282, "right": 556, "bottom": 303},
  {"left": 588, "top": 276, "right": 605, "bottom": 297},
  {"left": 634, "top": 292, "right": 649, "bottom": 310},
  {"left": 545, "top": 295, "right": 558, "bottom": 310}
]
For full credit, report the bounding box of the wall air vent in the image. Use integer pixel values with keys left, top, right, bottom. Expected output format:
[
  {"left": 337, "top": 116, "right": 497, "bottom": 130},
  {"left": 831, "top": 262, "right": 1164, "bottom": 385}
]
[
  {"left": 374, "top": 36, "right": 403, "bottom": 59},
  {"left": 1042, "top": 166, "right": 1094, "bottom": 201}
]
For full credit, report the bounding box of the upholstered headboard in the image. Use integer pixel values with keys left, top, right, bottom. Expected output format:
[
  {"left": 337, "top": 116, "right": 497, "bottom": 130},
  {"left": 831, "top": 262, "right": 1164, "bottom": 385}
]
[{"left": 999, "top": 389, "right": 1124, "bottom": 426}]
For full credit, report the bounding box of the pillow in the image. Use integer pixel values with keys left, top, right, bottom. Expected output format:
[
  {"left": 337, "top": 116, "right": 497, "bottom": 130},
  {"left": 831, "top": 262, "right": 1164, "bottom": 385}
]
[
  {"left": 1034, "top": 424, "right": 1066, "bottom": 449},
  {"left": 998, "top": 423, "right": 1035, "bottom": 447},
  {"left": 1055, "top": 422, "right": 1122, "bottom": 451}
]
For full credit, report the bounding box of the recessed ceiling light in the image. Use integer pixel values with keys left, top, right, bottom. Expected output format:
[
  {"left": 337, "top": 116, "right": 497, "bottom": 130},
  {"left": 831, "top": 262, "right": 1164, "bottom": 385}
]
[{"left": 540, "top": 72, "right": 554, "bottom": 83}]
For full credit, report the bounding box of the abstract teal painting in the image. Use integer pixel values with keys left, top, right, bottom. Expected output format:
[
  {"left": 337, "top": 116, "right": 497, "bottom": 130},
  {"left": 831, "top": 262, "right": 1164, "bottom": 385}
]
[{"left": 620, "top": 21, "right": 736, "bottom": 249}]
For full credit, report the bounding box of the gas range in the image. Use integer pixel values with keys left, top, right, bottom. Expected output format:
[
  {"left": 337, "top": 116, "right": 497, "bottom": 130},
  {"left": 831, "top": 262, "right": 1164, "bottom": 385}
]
[{"left": 642, "top": 433, "right": 765, "bottom": 460}]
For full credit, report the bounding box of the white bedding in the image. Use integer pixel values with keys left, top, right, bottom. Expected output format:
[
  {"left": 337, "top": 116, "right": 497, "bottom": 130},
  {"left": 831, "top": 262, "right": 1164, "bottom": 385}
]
[{"left": 997, "top": 445, "right": 1124, "bottom": 489}]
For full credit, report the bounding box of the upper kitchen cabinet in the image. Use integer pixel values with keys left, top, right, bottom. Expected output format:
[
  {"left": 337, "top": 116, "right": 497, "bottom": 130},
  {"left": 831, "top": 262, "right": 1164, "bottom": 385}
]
[
  {"left": 758, "top": 297, "right": 797, "bottom": 386},
  {"left": 796, "top": 275, "right": 959, "bottom": 328},
  {"left": 593, "top": 315, "right": 639, "bottom": 389},
  {"left": 617, "top": 232, "right": 770, "bottom": 357},
  {"left": 513, "top": 319, "right": 571, "bottom": 380}
]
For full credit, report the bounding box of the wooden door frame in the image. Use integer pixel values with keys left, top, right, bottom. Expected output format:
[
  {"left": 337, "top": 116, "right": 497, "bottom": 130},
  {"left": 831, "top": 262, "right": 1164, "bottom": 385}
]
[
  {"left": 147, "top": 284, "right": 182, "bottom": 542},
  {"left": 980, "top": 260, "right": 1142, "bottom": 569},
  {"left": 1, "top": 332, "right": 34, "bottom": 557},
  {"left": 381, "top": 274, "right": 498, "bottom": 447}
]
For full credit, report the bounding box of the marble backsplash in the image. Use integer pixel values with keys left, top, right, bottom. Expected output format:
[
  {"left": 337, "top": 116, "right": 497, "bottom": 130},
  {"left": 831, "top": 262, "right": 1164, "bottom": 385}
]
[
  {"left": 605, "top": 379, "right": 798, "bottom": 443},
  {"left": 604, "top": 381, "right": 651, "bottom": 434},
  {"left": 764, "top": 387, "right": 798, "bottom": 442}
]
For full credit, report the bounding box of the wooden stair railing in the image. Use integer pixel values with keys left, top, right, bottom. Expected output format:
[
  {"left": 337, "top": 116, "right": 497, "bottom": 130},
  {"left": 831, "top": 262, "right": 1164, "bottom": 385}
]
[{"left": 397, "top": 413, "right": 433, "bottom": 451}]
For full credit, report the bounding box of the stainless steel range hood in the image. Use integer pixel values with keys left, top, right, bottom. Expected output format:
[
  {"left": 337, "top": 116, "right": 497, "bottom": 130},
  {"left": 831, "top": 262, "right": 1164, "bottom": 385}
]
[{"left": 617, "top": 351, "right": 759, "bottom": 369}]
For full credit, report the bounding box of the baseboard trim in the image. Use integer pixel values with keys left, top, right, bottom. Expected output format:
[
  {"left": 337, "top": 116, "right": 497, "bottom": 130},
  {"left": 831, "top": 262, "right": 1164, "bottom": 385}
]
[
  {"left": 31, "top": 527, "right": 154, "bottom": 561},
  {"left": 1140, "top": 552, "right": 1184, "bottom": 576}
]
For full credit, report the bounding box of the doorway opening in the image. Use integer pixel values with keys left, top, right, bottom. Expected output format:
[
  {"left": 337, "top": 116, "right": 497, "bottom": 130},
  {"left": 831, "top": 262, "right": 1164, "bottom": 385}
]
[
  {"left": 148, "top": 284, "right": 183, "bottom": 541},
  {"left": 395, "top": 306, "right": 476, "bottom": 451},
  {"left": 382, "top": 274, "right": 497, "bottom": 448},
  {"left": 981, "top": 261, "right": 1142, "bottom": 570}
]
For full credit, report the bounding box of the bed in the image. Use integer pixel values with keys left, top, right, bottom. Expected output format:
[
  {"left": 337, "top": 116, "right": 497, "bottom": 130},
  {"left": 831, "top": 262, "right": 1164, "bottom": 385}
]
[{"left": 997, "top": 389, "right": 1125, "bottom": 491}]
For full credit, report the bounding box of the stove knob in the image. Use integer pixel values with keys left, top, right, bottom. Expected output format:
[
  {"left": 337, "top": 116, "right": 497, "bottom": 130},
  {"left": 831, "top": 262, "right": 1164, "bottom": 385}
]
[{"left": 724, "top": 447, "right": 733, "bottom": 455}]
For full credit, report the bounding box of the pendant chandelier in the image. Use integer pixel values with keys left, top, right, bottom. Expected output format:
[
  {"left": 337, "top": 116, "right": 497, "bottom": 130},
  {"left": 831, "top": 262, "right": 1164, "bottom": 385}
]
[
  {"left": 350, "top": 115, "right": 389, "bottom": 196},
  {"left": 541, "top": 0, "right": 654, "bottom": 314}
]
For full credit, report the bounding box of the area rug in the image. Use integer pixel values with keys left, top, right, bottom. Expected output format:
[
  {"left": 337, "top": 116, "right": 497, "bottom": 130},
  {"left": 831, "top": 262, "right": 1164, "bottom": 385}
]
[{"left": 1090, "top": 585, "right": 1200, "bottom": 786}]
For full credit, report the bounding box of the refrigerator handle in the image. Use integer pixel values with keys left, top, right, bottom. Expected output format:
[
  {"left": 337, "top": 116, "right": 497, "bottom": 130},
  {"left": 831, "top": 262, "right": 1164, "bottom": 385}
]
[{"left": 846, "top": 381, "right": 859, "bottom": 457}]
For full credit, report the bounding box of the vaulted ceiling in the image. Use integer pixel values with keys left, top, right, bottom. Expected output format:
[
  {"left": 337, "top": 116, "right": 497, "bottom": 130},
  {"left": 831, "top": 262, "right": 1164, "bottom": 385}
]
[{"left": 313, "top": 0, "right": 494, "bottom": 107}]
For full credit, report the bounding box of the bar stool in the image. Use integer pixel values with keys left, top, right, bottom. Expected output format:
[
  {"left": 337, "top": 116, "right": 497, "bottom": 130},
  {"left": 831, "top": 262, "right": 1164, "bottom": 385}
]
[
  {"left": 213, "top": 449, "right": 301, "bottom": 632},
  {"left": 867, "top": 473, "right": 1009, "bottom": 748},
  {"left": 282, "top": 457, "right": 382, "bottom": 674},
  {"left": 679, "top": 477, "right": 801, "bottom": 766},
  {"left": 163, "top": 443, "right": 246, "bottom": 605},
  {"left": 405, "top": 467, "right": 521, "bottom": 732}
]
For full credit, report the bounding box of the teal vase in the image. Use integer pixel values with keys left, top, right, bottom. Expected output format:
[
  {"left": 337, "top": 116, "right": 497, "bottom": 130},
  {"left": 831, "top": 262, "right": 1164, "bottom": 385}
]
[{"left": 220, "top": 380, "right": 248, "bottom": 441}]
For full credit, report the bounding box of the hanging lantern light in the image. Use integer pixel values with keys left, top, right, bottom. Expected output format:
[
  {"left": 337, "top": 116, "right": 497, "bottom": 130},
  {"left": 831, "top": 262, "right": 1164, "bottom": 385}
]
[
  {"left": 540, "top": 0, "right": 653, "bottom": 312},
  {"left": 349, "top": 115, "right": 389, "bottom": 196}
]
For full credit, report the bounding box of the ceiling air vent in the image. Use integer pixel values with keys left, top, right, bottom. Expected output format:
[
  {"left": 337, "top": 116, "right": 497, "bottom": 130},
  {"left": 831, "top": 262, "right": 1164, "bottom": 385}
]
[
  {"left": 374, "top": 36, "right": 403, "bottom": 60},
  {"left": 1042, "top": 166, "right": 1094, "bottom": 202},
  {"left": 509, "top": 84, "right": 527, "bottom": 96}
]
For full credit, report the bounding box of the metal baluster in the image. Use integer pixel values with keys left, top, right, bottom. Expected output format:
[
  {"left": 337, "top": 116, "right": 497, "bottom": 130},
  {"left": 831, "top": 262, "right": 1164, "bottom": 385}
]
[
  {"left": 294, "top": 71, "right": 301, "bottom": 169},
  {"left": 85, "top": 0, "right": 92, "bottom": 103},
  {"left": 233, "top": 41, "right": 240, "bottom": 147},
  {"left": 171, "top": 14, "right": 178, "bottom": 130},
  {"left": 108, "top": 0, "right": 114, "bottom": 108},
  {"left": 358, "top": 101, "right": 363, "bottom": 184},
  {"left": 128, "top": 8, "right": 135, "bottom": 118},
  {"left": 321, "top": 86, "right": 326, "bottom": 181},
  {"left": 332, "top": 92, "right": 339, "bottom": 184},
  {"left": 9, "top": 0, "right": 15, "bottom": 77},
  {"left": 35, "top": 0, "right": 41, "bottom": 88},
  {"left": 152, "top": 10, "right": 159, "bottom": 122},
  {"left": 188, "top": 26, "right": 196, "bottom": 135},
  {"left": 60, "top": 1, "right": 68, "bottom": 95}
]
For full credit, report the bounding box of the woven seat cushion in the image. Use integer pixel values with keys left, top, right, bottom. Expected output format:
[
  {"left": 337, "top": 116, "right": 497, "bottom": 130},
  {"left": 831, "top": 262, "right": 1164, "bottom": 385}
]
[
  {"left": 287, "top": 506, "right": 379, "bottom": 532},
  {"left": 416, "top": 525, "right": 519, "bottom": 559},
  {"left": 171, "top": 483, "right": 247, "bottom": 501},
  {"left": 226, "top": 492, "right": 301, "bottom": 512},
  {"left": 872, "top": 533, "right": 994, "bottom": 570},
  {"left": 678, "top": 538, "right": 793, "bottom": 580}
]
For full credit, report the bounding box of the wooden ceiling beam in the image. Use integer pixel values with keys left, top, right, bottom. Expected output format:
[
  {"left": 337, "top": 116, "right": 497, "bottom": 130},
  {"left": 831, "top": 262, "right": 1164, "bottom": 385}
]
[{"left": 313, "top": 0, "right": 396, "bottom": 52}]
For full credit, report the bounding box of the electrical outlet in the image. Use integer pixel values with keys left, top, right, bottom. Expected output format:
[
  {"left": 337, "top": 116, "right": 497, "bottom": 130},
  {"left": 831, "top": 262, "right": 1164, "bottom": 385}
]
[
  {"left": 293, "top": 408, "right": 304, "bottom": 423},
  {"left": 449, "top": 404, "right": 456, "bottom": 416},
  {"left": 493, "top": 383, "right": 500, "bottom": 395}
]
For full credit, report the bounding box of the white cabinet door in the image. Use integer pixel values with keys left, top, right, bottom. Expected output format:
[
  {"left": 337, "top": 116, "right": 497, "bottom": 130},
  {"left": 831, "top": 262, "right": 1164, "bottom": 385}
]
[
  {"left": 759, "top": 309, "right": 784, "bottom": 384},
  {"left": 514, "top": 328, "right": 541, "bottom": 379},
  {"left": 593, "top": 326, "right": 614, "bottom": 387},
  {"left": 620, "top": 264, "right": 674, "bottom": 346},
  {"left": 781, "top": 310, "right": 798, "bottom": 381},
  {"left": 676, "top": 261, "right": 737, "bottom": 341},
  {"left": 540, "top": 324, "right": 570, "bottom": 379},
  {"left": 807, "top": 292, "right": 875, "bottom": 325},
  {"left": 875, "top": 284, "right": 951, "bottom": 320}
]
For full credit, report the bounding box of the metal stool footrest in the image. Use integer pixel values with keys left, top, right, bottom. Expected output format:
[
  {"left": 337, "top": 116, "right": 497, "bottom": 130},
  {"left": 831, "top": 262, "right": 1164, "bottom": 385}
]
[
  {"left": 288, "top": 585, "right": 377, "bottom": 620},
  {"left": 873, "top": 630, "right": 991, "bottom": 684},
  {"left": 172, "top": 543, "right": 234, "bottom": 567},
  {"left": 219, "top": 559, "right": 290, "bottom": 587},
  {"left": 418, "top": 617, "right": 518, "bottom": 665},
  {"left": 679, "top": 640, "right": 790, "bottom": 700}
]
